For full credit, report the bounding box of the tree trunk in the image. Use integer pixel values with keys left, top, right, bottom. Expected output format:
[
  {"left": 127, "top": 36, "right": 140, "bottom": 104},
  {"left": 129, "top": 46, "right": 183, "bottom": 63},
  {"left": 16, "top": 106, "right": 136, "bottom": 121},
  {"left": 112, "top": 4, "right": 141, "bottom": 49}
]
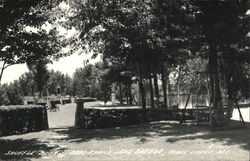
[
  {"left": 136, "top": 63, "right": 147, "bottom": 121},
  {"left": 213, "top": 50, "right": 221, "bottom": 109},
  {"left": 223, "top": 52, "right": 235, "bottom": 121},
  {"left": 153, "top": 73, "right": 160, "bottom": 107},
  {"left": 138, "top": 75, "right": 146, "bottom": 109},
  {"left": 126, "top": 85, "right": 129, "bottom": 105},
  {"left": 39, "top": 90, "right": 43, "bottom": 99},
  {"left": 161, "top": 63, "right": 167, "bottom": 108},
  {"left": 139, "top": 74, "right": 147, "bottom": 121},
  {"left": 166, "top": 73, "right": 169, "bottom": 107},
  {"left": 209, "top": 44, "right": 222, "bottom": 125},
  {"left": 149, "top": 76, "right": 154, "bottom": 108},
  {"left": 119, "top": 82, "right": 123, "bottom": 104},
  {"left": 235, "top": 100, "right": 245, "bottom": 126},
  {"left": 128, "top": 84, "right": 133, "bottom": 105},
  {"left": 176, "top": 65, "right": 182, "bottom": 107},
  {"left": 0, "top": 61, "right": 7, "bottom": 85},
  {"left": 180, "top": 93, "right": 191, "bottom": 124},
  {"left": 0, "top": 67, "right": 4, "bottom": 85},
  {"left": 225, "top": 74, "right": 235, "bottom": 120}
]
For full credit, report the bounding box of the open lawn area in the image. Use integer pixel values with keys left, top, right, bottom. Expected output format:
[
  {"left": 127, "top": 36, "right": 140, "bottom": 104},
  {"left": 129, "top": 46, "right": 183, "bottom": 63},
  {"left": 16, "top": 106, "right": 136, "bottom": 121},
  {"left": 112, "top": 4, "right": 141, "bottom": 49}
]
[{"left": 0, "top": 103, "right": 249, "bottom": 161}]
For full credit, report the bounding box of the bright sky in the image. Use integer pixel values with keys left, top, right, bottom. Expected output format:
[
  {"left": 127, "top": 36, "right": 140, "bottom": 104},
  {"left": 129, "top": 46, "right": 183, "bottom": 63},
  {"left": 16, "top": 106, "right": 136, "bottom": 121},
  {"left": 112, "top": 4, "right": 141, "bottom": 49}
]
[{"left": 1, "top": 53, "right": 101, "bottom": 84}]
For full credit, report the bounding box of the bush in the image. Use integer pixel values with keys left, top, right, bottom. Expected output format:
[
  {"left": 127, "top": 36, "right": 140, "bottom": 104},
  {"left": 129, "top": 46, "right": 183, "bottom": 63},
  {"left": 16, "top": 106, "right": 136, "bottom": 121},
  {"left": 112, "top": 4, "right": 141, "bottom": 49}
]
[
  {"left": 0, "top": 105, "right": 48, "bottom": 136},
  {"left": 76, "top": 108, "right": 143, "bottom": 128},
  {"left": 75, "top": 108, "right": 195, "bottom": 128},
  {"left": 0, "top": 83, "right": 23, "bottom": 105},
  {"left": 51, "top": 99, "right": 61, "bottom": 104},
  {"left": 5, "top": 84, "right": 23, "bottom": 105},
  {"left": 0, "top": 87, "right": 10, "bottom": 105}
]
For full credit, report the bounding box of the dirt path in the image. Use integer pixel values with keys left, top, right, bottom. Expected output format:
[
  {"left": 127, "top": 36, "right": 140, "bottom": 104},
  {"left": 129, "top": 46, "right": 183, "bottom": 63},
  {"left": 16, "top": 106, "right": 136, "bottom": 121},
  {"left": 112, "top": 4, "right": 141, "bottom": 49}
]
[{"left": 0, "top": 103, "right": 249, "bottom": 161}]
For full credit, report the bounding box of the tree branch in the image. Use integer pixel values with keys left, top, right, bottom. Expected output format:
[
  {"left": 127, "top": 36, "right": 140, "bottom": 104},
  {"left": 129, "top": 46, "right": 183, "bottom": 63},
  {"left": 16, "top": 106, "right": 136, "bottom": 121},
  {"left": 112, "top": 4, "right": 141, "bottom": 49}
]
[
  {"left": 3, "top": 63, "right": 12, "bottom": 70},
  {"left": 0, "top": 61, "right": 6, "bottom": 84}
]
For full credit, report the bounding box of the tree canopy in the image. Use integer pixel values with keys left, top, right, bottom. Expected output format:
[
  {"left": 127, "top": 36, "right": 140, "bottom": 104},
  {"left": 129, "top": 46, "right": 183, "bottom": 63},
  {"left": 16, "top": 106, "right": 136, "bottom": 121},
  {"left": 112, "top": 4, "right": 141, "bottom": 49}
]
[{"left": 0, "top": 0, "right": 76, "bottom": 83}]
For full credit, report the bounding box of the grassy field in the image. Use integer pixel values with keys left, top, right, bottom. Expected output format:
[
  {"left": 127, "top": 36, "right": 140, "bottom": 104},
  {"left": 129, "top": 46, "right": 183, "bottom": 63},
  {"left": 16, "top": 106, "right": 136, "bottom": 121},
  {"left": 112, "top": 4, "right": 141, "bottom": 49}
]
[{"left": 0, "top": 102, "right": 249, "bottom": 161}]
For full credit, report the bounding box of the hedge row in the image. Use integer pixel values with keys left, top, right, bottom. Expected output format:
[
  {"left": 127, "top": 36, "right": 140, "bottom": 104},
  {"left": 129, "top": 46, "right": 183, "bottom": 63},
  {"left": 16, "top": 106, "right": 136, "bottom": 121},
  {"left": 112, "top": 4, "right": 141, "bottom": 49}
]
[
  {"left": 25, "top": 97, "right": 72, "bottom": 105},
  {"left": 0, "top": 105, "right": 48, "bottom": 136},
  {"left": 146, "top": 108, "right": 195, "bottom": 121},
  {"left": 62, "top": 99, "right": 72, "bottom": 104},
  {"left": 75, "top": 108, "right": 195, "bottom": 128}
]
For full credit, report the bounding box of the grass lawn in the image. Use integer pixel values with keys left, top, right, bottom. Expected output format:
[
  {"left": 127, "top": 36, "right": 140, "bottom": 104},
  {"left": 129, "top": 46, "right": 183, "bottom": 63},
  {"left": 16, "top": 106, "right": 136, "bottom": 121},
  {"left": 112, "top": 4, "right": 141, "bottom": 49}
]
[{"left": 0, "top": 102, "right": 249, "bottom": 161}]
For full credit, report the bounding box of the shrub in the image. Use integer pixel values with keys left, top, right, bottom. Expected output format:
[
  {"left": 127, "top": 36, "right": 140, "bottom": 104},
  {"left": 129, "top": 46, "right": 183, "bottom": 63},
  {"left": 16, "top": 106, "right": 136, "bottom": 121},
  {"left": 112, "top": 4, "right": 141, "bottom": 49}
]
[
  {"left": 0, "top": 83, "right": 23, "bottom": 105},
  {"left": 75, "top": 108, "right": 195, "bottom": 128},
  {"left": 6, "top": 89, "right": 23, "bottom": 105},
  {"left": 76, "top": 108, "right": 143, "bottom": 128},
  {"left": 0, "top": 105, "right": 48, "bottom": 136},
  {"left": 0, "top": 86, "right": 10, "bottom": 105}
]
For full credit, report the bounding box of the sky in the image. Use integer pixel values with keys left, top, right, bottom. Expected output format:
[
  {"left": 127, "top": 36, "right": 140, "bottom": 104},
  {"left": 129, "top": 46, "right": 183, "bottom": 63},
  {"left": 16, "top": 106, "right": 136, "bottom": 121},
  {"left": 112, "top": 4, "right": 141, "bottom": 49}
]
[{"left": 1, "top": 53, "right": 101, "bottom": 84}]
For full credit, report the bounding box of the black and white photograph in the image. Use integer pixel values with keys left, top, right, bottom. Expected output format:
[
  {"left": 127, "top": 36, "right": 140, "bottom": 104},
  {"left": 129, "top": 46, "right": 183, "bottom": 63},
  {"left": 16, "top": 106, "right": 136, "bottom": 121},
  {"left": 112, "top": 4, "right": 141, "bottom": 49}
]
[{"left": 0, "top": 0, "right": 250, "bottom": 160}]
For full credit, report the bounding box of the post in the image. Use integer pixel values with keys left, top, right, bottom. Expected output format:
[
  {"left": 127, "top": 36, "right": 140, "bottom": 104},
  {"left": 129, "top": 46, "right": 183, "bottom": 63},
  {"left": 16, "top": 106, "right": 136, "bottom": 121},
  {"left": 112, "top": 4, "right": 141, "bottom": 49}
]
[
  {"left": 180, "top": 93, "right": 191, "bottom": 124},
  {"left": 235, "top": 100, "right": 245, "bottom": 126},
  {"left": 75, "top": 98, "right": 85, "bottom": 127},
  {"left": 39, "top": 103, "right": 49, "bottom": 130}
]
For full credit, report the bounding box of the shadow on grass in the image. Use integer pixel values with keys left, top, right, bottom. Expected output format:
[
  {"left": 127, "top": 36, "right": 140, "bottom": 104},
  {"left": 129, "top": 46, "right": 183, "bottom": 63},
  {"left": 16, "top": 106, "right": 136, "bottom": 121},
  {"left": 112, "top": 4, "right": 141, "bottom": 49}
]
[
  {"left": 52, "top": 120, "right": 250, "bottom": 151},
  {"left": 0, "top": 138, "right": 66, "bottom": 160},
  {"left": 165, "top": 120, "right": 250, "bottom": 150}
]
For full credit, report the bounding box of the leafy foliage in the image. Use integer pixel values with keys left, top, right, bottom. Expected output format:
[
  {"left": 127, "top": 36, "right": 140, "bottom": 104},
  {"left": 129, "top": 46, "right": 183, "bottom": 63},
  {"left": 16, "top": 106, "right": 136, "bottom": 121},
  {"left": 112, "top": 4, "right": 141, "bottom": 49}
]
[
  {"left": 47, "top": 70, "right": 73, "bottom": 96},
  {"left": 27, "top": 58, "right": 50, "bottom": 97},
  {"left": 72, "top": 61, "right": 112, "bottom": 102},
  {"left": 0, "top": 82, "right": 23, "bottom": 105},
  {"left": 0, "top": 0, "right": 75, "bottom": 83}
]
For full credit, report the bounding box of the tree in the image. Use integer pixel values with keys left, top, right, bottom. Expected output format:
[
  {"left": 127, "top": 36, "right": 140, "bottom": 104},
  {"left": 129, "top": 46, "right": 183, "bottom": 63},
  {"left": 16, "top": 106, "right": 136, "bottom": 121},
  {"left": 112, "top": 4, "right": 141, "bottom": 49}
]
[
  {"left": 0, "top": 81, "right": 23, "bottom": 105},
  {"left": 151, "top": 0, "right": 201, "bottom": 108},
  {"left": 27, "top": 58, "right": 50, "bottom": 98},
  {"left": 70, "top": 0, "right": 249, "bottom": 125},
  {"left": 0, "top": 0, "right": 75, "bottom": 84},
  {"left": 71, "top": 0, "right": 159, "bottom": 113},
  {"left": 95, "top": 62, "right": 112, "bottom": 103},
  {"left": 18, "top": 72, "right": 36, "bottom": 96},
  {"left": 195, "top": 0, "right": 250, "bottom": 125},
  {"left": 70, "top": 0, "right": 200, "bottom": 116},
  {"left": 64, "top": 74, "right": 73, "bottom": 95},
  {"left": 72, "top": 64, "right": 93, "bottom": 97},
  {"left": 5, "top": 81, "right": 24, "bottom": 105},
  {"left": 72, "top": 61, "right": 112, "bottom": 102},
  {"left": 0, "top": 84, "right": 10, "bottom": 105},
  {"left": 16, "top": 68, "right": 74, "bottom": 99},
  {"left": 47, "top": 70, "right": 73, "bottom": 96}
]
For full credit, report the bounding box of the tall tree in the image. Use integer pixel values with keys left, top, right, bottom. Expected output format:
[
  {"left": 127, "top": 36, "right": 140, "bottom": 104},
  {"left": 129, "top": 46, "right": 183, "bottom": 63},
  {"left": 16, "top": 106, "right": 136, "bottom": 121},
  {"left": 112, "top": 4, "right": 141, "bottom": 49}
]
[
  {"left": 0, "top": 0, "right": 75, "bottom": 84},
  {"left": 195, "top": 0, "right": 249, "bottom": 125},
  {"left": 27, "top": 58, "right": 50, "bottom": 98},
  {"left": 18, "top": 72, "right": 36, "bottom": 96}
]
